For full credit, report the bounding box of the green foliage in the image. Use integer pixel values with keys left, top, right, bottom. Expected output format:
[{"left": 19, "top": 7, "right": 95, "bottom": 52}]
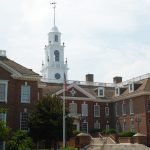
[
  {"left": 28, "top": 95, "right": 74, "bottom": 145},
  {"left": 89, "top": 129, "right": 102, "bottom": 134},
  {"left": 0, "top": 108, "right": 8, "bottom": 113},
  {"left": 102, "top": 128, "right": 116, "bottom": 135},
  {"left": 119, "top": 131, "right": 135, "bottom": 137},
  {"left": 72, "top": 130, "right": 81, "bottom": 137},
  {"left": 6, "top": 130, "right": 32, "bottom": 150},
  {"left": 60, "top": 147, "right": 76, "bottom": 150},
  {"left": 0, "top": 121, "right": 10, "bottom": 141}
]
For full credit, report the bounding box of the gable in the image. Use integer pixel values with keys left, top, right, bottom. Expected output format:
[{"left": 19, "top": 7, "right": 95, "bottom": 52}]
[{"left": 55, "top": 83, "right": 96, "bottom": 100}]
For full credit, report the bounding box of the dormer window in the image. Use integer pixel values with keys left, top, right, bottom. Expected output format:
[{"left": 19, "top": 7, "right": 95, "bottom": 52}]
[
  {"left": 129, "top": 83, "right": 134, "bottom": 93},
  {"left": 115, "top": 87, "right": 120, "bottom": 96},
  {"left": 54, "top": 35, "right": 58, "bottom": 42},
  {"left": 98, "top": 87, "right": 104, "bottom": 97}
]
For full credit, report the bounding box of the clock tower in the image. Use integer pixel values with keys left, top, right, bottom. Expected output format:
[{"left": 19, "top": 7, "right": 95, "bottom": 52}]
[{"left": 41, "top": 2, "right": 68, "bottom": 83}]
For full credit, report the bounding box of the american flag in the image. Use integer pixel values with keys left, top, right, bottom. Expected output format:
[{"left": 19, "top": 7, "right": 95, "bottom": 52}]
[{"left": 64, "top": 73, "right": 67, "bottom": 91}]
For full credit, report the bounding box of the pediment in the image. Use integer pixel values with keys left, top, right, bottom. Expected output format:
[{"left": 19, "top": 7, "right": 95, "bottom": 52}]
[{"left": 55, "top": 83, "right": 96, "bottom": 100}]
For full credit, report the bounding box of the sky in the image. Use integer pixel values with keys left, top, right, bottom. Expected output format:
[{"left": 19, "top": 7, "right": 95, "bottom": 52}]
[{"left": 0, "top": 0, "right": 150, "bottom": 83}]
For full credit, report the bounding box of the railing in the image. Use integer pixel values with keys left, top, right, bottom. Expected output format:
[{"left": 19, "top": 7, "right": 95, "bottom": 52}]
[
  {"left": 117, "top": 73, "right": 150, "bottom": 87},
  {"left": 67, "top": 80, "right": 115, "bottom": 87}
]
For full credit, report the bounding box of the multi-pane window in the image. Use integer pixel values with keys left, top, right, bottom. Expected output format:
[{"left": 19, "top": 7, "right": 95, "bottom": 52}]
[
  {"left": 116, "top": 120, "right": 120, "bottom": 133},
  {"left": 105, "top": 107, "right": 109, "bottom": 116},
  {"left": 129, "top": 100, "right": 134, "bottom": 114},
  {"left": 123, "top": 121, "right": 127, "bottom": 131},
  {"left": 94, "top": 120, "right": 100, "bottom": 129},
  {"left": 98, "top": 87, "right": 104, "bottom": 97},
  {"left": 122, "top": 101, "right": 126, "bottom": 115},
  {"left": 0, "top": 113, "right": 6, "bottom": 122},
  {"left": 20, "top": 112, "right": 29, "bottom": 131},
  {"left": 94, "top": 104, "right": 100, "bottom": 117},
  {"left": 82, "top": 103, "right": 88, "bottom": 116},
  {"left": 106, "top": 124, "right": 109, "bottom": 131},
  {"left": 21, "top": 85, "right": 30, "bottom": 103},
  {"left": 148, "top": 96, "right": 150, "bottom": 112},
  {"left": 0, "top": 141, "right": 5, "bottom": 150},
  {"left": 0, "top": 81, "right": 8, "bottom": 102},
  {"left": 82, "top": 121, "right": 88, "bottom": 133},
  {"left": 130, "top": 118, "right": 134, "bottom": 132},
  {"left": 69, "top": 102, "right": 77, "bottom": 116},
  {"left": 115, "top": 103, "right": 119, "bottom": 117}
]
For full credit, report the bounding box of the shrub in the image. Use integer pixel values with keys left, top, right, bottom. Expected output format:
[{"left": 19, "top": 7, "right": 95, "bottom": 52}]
[
  {"left": 102, "top": 128, "right": 116, "bottom": 135},
  {"left": 72, "top": 130, "right": 81, "bottom": 137},
  {"left": 60, "top": 147, "right": 76, "bottom": 150},
  {"left": 119, "top": 131, "right": 135, "bottom": 137},
  {"left": 89, "top": 129, "right": 102, "bottom": 134}
]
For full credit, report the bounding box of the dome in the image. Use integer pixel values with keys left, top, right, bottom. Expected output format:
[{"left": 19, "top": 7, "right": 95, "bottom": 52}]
[{"left": 51, "top": 26, "right": 59, "bottom": 32}]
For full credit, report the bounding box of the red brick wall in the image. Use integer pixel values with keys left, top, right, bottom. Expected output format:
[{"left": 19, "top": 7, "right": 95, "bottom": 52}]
[{"left": 0, "top": 66, "right": 42, "bottom": 131}]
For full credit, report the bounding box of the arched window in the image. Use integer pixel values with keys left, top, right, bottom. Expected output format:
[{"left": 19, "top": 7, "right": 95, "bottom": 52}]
[
  {"left": 55, "top": 35, "right": 58, "bottom": 42},
  {"left": 54, "top": 50, "right": 59, "bottom": 62}
]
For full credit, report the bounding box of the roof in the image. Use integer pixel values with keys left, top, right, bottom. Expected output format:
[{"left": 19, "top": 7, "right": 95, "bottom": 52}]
[
  {"left": 42, "top": 82, "right": 114, "bottom": 102},
  {"left": 113, "top": 78, "right": 150, "bottom": 101},
  {"left": 0, "top": 56, "right": 41, "bottom": 80}
]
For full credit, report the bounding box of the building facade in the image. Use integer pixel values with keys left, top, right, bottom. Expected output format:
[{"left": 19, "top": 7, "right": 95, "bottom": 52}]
[{"left": 0, "top": 50, "right": 43, "bottom": 149}]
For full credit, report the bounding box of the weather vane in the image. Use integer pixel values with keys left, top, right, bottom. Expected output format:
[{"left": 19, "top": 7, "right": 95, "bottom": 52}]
[{"left": 50, "top": 1, "right": 56, "bottom": 27}]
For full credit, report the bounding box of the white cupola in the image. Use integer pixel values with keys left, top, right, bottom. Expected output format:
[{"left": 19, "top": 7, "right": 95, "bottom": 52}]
[{"left": 41, "top": 3, "right": 68, "bottom": 83}]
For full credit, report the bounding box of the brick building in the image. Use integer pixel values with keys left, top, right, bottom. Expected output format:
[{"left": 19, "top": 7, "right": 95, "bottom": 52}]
[
  {"left": 0, "top": 50, "right": 43, "bottom": 149},
  {"left": 42, "top": 73, "right": 150, "bottom": 146}
]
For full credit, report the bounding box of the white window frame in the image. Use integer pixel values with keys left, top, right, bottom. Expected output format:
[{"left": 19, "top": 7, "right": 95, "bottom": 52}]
[
  {"left": 123, "top": 120, "right": 127, "bottom": 132},
  {"left": 130, "top": 118, "right": 134, "bottom": 132},
  {"left": 122, "top": 101, "right": 126, "bottom": 116},
  {"left": 94, "top": 104, "right": 100, "bottom": 117},
  {"left": 129, "top": 83, "right": 134, "bottom": 93},
  {"left": 105, "top": 107, "right": 109, "bottom": 116},
  {"left": 115, "top": 103, "right": 119, "bottom": 117},
  {"left": 115, "top": 87, "right": 120, "bottom": 96},
  {"left": 106, "top": 124, "right": 109, "bottom": 131},
  {"left": 116, "top": 120, "right": 120, "bottom": 133},
  {"left": 20, "top": 112, "right": 29, "bottom": 131},
  {"left": 94, "top": 120, "right": 100, "bottom": 129},
  {"left": 21, "top": 85, "right": 30, "bottom": 103},
  {"left": 69, "top": 101, "right": 77, "bottom": 116},
  {"left": 98, "top": 87, "right": 104, "bottom": 97},
  {"left": 82, "top": 121, "right": 88, "bottom": 133},
  {"left": 0, "top": 80, "right": 8, "bottom": 102},
  {"left": 0, "top": 113, "right": 6, "bottom": 122},
  {"left": 0, "top": 141, "right": 5, "bottom": 150},
  {"left": 81, "top": 103, "right": 88, "bottom": 116},
  {"left": 129, "top": 99, "right": 134, "bottom": 114}
]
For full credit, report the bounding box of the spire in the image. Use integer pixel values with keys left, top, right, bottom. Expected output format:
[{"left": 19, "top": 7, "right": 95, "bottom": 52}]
[{"left": 50, "top": 1, "right": 56, "bottom": 27}]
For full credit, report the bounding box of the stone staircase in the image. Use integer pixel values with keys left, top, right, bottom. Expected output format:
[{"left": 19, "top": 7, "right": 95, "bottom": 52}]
[{"left": 86, "top": 135, "right": 149, "bottom": 150}]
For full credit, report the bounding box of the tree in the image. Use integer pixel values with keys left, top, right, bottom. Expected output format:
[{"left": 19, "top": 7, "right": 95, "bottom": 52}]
[
  {"left": 28, "top": 95, "right": 74, "bottom": 149},
  {"left": 0, "top": 121, "right": 10, "bottom": 141},
  {"left": 6, "top": 130, "right": 32, "bottom": 150}
]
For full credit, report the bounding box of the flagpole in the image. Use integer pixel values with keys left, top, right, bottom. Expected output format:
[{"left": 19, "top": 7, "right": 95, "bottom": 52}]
[{"left": 63, "top": 75, "right": 66, "bottom": 148}]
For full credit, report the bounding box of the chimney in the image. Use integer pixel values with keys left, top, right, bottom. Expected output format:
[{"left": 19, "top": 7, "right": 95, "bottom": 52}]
[
  {"left": 0, "top": 50, "right": 6, "bottom": 57},
  {"left": 113, "top": 76, "right": 122, "bottom": 84},
  {"left": 86, "top": 74, "right": 94, "bottom": 82}
]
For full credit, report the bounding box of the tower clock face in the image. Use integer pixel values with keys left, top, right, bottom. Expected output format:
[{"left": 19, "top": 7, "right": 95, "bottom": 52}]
[{"left": 55, "top": 73, "right": 61, "bottom": 79}]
